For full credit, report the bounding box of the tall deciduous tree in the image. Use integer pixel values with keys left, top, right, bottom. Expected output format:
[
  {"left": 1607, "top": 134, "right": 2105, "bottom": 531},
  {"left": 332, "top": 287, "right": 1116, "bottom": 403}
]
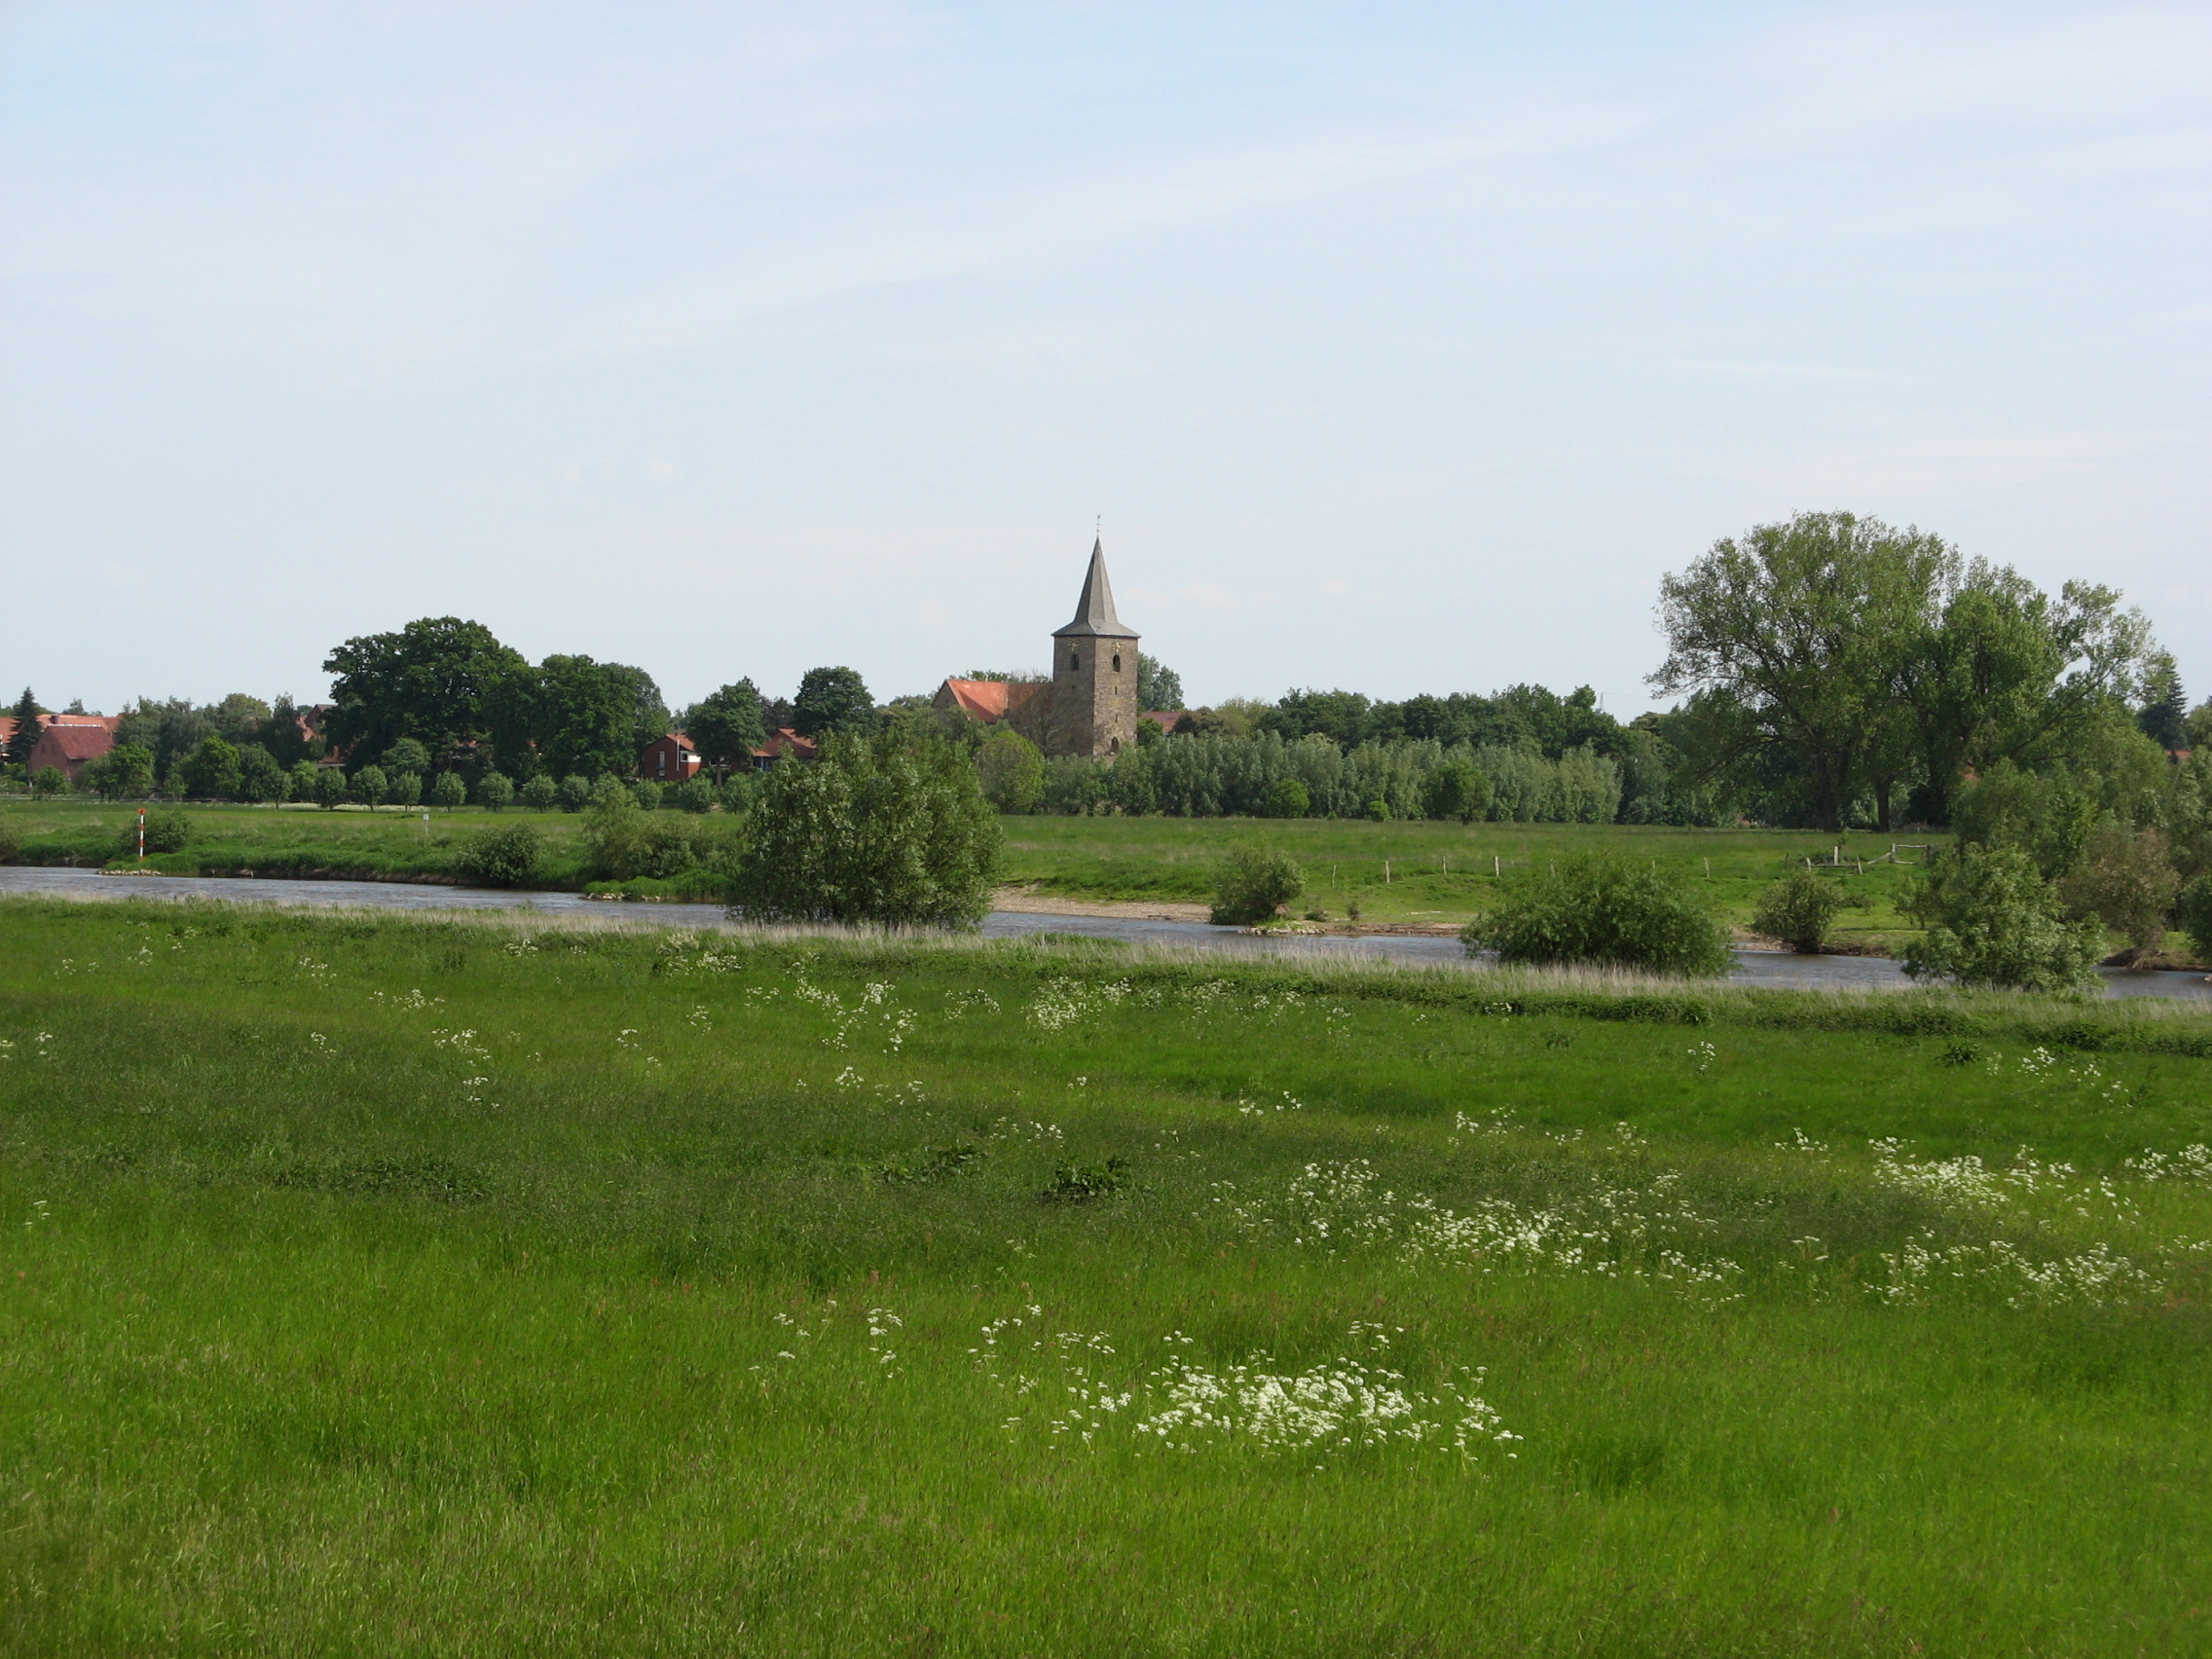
[
  {"left": 489, "top": 655, "right": 639, "bottom": 781},
  {"left": 792, "top": 667, "right": 878, "bottom": 737},
  {"left": 322, "top": 617, "right": 527, "bottom": 763},
  {"left": 1652, "top": 512, "right": 1953, "bottom": 830},
  {"left": 1136, "top": 653, "right": 1185, "bottom": 712},
  {"left": 683, "top": 681, "right": 768, "bottom": 771}
]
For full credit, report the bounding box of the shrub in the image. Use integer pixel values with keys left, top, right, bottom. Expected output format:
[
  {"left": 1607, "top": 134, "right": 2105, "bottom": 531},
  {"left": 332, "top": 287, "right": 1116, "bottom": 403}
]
[
  {"left": 1210, "top": 844, "right": 1304, "bottom": 925},
  {"left": 1420, "top": 758, "right": 1492, "bottom": 824},
  {"left": 1041, "top": 1158, "right": 1129, "bottom": 1203},
  {"left": 1461, "top": 855, "right": 1730, "bottom": 977},
  {"left": 1751, "top": 869, "right": 1845, "bottom": 954},
  {"left": 718, "top": 772, "right": 757, "bottom": 814},
  {"left": 428, "top": 771, "right": 468, "bottom": 811},
  {"left": 30, "top": 765, "right": 70, "bottom": 798},
  {"left": 1902, "top": 842, "right": 2103, "bottom": 992},
  {"left": 138, "top": 810, "right": 191, "bottom": 855},
  {"left": 453, "top": 824, "right": 544, "bottom": 889},
  {"left": 672, "top": 777, "right": 716, "bottom": 814},
  {"left": 727, "top": 733, "right": 1001, "bottom": 928},
  {"left": 630, "top": 780, "right": 664, "bottom": 811},
  {"left": 349, "top": 765, "right": 388, "bottom": 808},
  {"left": 1365, "top": 798, "right": 1391, "bottom": 821},
  {"left": 476, "top": 771, "right": 515, "bottom": 811},
  {"left": 519, "top": 774, "right": 558, "bottom": 812},
  {"left": 556, "top": 775, "right": 592, "bottom": 812},
  {"left": 2176, "top": 873, "right": 2212, "bottom": 965},
  {"left": 975, "top": 728, "right": 1046, "bottom": 814},
  {"left": 2057, "top": 822, "right": 2179, "bottom": 952},
  {"left": 1265, "top": 777, "right": 1310, "bottom": 820},
  {"left": 584, "top": 791, "right": 716, "bottom": 881}
]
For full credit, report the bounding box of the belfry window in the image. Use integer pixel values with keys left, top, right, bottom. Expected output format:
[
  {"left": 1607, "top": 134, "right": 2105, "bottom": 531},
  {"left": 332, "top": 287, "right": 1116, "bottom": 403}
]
[
  {"left": 1112, "top": 653, "right": 1122, "bottom": 674},
  {"left": 1070, "top": 650, "right": 1081, "bottom": 671}
]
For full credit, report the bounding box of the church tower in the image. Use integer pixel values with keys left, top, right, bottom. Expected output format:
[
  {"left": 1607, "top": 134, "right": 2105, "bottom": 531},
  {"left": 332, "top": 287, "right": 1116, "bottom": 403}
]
[{"left": 1049, "top": 537, "right": 1139, "bottom": 758}]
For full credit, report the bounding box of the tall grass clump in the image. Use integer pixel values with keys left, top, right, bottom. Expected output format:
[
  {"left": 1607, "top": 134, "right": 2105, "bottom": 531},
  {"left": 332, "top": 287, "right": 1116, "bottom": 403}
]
[{"left": 1463, "top": 853, "right": 1730, "bottom": 977}]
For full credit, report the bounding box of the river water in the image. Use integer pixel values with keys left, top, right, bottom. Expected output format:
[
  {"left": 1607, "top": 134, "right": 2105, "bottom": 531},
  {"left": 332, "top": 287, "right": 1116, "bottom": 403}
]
[{"left": 4, "top": 866, "right": 2208, "bottom": 1002}]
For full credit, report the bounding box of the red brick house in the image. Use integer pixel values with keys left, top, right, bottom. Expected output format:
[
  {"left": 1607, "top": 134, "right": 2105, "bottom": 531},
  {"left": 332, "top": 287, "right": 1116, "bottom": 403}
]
[
  {"left": 24, "top": 716, "right": 120, "bottom": 783},
  {"left": 749, "top": 728, "right": 819, "bottom": 769},
  {"left": 639, "top": 732, "right": 703, "bottom": 783}
]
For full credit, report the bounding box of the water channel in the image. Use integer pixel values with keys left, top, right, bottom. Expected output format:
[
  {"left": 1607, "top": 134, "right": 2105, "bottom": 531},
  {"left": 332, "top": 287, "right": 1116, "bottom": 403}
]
[{"left": 4, "top": 865, "right": 2208, "bottom": 1001}]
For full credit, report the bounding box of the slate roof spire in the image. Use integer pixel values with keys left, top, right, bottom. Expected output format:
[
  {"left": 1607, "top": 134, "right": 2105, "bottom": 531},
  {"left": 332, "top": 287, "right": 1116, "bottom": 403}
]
[{"left": 1054, "top": 535, "right": 1136, "bottom": 639}]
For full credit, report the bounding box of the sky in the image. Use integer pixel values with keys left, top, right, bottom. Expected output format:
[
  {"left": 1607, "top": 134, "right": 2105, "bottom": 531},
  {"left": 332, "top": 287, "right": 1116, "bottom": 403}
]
[{"left": 3, "top": 2, "right": 2206, "bottom": 719}]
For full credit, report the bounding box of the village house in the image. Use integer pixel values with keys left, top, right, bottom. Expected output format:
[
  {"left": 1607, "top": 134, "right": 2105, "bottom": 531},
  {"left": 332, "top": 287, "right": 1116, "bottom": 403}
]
[
  {"left": 638, "top": 732, "right": 703, "bottom": 783},
  {"left": 8, "top": 713, "right": 121, "bottom": 784}
]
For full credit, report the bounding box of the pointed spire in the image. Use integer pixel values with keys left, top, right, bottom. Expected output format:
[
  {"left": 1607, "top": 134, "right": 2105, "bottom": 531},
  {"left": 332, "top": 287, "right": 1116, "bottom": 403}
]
[{"left": 1055, "top": 535, "right": 1136, "bottom": 639}]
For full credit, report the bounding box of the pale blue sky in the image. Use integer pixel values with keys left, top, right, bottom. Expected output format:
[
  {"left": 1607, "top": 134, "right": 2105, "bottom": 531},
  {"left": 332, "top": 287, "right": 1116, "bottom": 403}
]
[{"left": 4, "top": 3, "right": 2205, "bottom": 717}]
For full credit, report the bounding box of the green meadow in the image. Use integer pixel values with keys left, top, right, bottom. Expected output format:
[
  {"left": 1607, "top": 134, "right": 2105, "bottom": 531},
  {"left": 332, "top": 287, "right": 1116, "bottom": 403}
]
[
  {"left": 4, "top": 897, "right": 2211, "bottom": 1654},
  {"left": 5, "top": 800, "right": 1936, "bottom": 942}
]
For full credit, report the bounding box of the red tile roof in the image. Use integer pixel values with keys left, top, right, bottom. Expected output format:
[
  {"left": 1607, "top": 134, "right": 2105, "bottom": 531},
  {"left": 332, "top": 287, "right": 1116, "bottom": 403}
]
[
  {"left": 939, "top": 679, "right": 1012, "bottom": 720},
  {"left": 753, "top": 728, "right": 819, "bottom": 762}
]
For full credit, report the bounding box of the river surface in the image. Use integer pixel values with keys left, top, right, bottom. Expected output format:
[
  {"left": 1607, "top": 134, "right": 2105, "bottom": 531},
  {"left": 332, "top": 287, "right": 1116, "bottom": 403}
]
[{"left": 4, "top": 865, "right": 2209, "bottom": 1001}]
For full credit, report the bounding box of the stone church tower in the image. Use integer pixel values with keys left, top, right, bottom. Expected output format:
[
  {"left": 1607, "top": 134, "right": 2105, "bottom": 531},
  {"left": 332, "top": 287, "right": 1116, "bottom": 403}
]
[{"left": 1049, "top": 538, "right": 1139, "bottom": 758}]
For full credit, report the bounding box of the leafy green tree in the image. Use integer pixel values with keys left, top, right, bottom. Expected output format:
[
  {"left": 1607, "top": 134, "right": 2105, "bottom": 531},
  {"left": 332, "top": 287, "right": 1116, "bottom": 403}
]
[
  {"left": 792, "top": 666, "right": 878, "bottom": 738},
  {"left": 349, "top": 764, "right": 388, "bottom": 808},
  {"left": 1462, "top": 855, "right": 1731, "bottom": 977},
  {"left": 556, "top": 774, "right": 593, "bottom": 812},
  {"left": 1653, "top": 512, "right": 1953, "bottom": 830},
  {"left": 2188, "top": 700, "right": 2212, "bottom": 755},
  {"left": 491, "top": 656, "right": 641, "bottom": 781},
  {"left": 1260, "top": 688, "right": 1371, "bottom": 747},
  {"left": 974, "top": 728, "right": 1046, "bottom": 813},
  {"left": 728, "top": 733, "right": 1000, "bottom": 927},
  {"left": 1209, "top": 844, "right": 1303, "bottom": 924},
  {"left": 2058, "top": 823, "right": 2179, "bottom": 954},
  {"left": 1895, "top": 561, "right": 2151, "bottom": 823},
  {"left": 1136, "top": 654, "right": 1185, "bottom": 711},
  {"left": 204, "top": 694, "right": 271, "bottom": 745},
  {"left": 83, "top": 743, "right": 156, "bottom": 801},
  {"left": 476, "top": 771, "right": 515, "bottom": 811},
  {"left": 311, "top": 767, "right": 348, "bottom": 809},
  {"left": 236, "top": 744, "right": 289, "bottom": 803},
  {"left": 683, "top": 680, "right": 769, "bottom": 772},
  {"left": 5, "top": 687, "right": 42, "bottom": 773},
  {"left": 1751, "top": 869, "right": 1846, "bottom": 953},
  {"left": 288, "top": 759, "right": 322, "bottom": 802},
  {"left": 30, "top": 765, "right": 69, "bottom": 798},
  {"left": 260, "top": 695, "right": 316, "bottom": 767},
  {"left": 323, "top": 617, "right": 528, "bottom": 763},
  {"left": 2178, "top": 874, "right": 2212, "bottom": 965},
  {"left": 384, "top": 771, "right": 422, "bottom": 808},
  {"left": 1903, "top": 842, "right": 2104, "bottom": 991},
  {"left": 1264, "top": 777, "right": 1311, "bottom": 820},
  {"left": 114, "top": 698, "right": 212, "bottom": 790},
  {"left": 519, "top": 773, "right": 558, "bottom": 812},
  {"left": 428, "top": 771, "right": 468, "bottom": 810},
  {"left": 1419, "top": 758, "right": 1492, "bottom": 823},
  {"left": 381, "top": 737, "right": 432, "bottom": 778},
  {"left": 177, "top": 736, "right": 243, "bottom": 799},
  {"left": 1950, "top": 761, "right": 2100, "bottom": 880},
  {"left": 606, "top": 664, "right": 672, "bottom": 756}
]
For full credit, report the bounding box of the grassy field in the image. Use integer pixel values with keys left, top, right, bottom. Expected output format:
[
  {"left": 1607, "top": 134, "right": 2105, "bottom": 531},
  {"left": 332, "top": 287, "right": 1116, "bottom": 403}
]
[
  {"left": 3, "top": 800, "right": 1946, "bottom": 943},
  {"left": 4, "top": 896, "right": 2211, "bottom": 1654},
  {"left": 1001, "top": 815, "right": 1940, "bottom": 940}
]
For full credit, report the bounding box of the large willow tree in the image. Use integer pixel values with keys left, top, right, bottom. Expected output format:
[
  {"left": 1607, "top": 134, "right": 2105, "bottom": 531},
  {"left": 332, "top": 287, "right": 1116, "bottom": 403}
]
[{"left": 1651, "top": 512, "right": 2151, "bottom": 830}]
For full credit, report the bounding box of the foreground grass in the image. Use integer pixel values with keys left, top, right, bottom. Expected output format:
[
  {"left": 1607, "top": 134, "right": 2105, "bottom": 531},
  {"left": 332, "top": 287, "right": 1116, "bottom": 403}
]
[{"left": 3, "top": 898, "right": 2211, "bottom": 1654}]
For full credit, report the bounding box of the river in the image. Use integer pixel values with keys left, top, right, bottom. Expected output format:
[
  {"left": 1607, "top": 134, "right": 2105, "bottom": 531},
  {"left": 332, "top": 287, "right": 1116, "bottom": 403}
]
[{"left": 3, "top": 866, "right": 2208, "bottom": 1001}]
